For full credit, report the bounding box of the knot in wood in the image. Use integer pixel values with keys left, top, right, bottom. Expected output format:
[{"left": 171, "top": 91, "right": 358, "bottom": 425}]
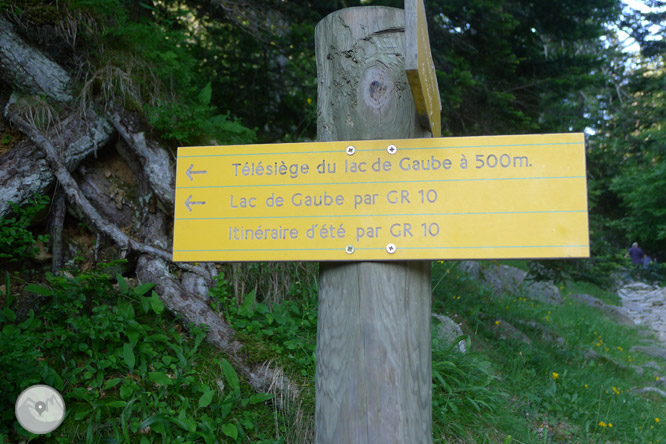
[
  {"left": 362, "top": 66, "right": 393, "bottom": 110},
  {"left": 369, "top": 80, "right": 387, "bottom": 101}
]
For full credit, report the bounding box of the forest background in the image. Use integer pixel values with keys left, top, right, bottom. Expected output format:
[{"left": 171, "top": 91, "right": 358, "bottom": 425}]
[{"left": 1, "top": 0, "right": 666, "bottom": 443}]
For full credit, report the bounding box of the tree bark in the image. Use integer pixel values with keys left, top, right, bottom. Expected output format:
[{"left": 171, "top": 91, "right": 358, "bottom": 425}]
[
  {"left": 315, "top": 7, "right": 432, "bottom": 444},
  {"left": 1, "top": 99, "right": 113, "bottom": 217},
  {"left": 106, "top": 108, "right": 175, "bottom": 210},
  {"left": 4, "top": 107, "right": 173, "bottom": 262},
  {"left": 0, "top": 16, "right": 72, "bottom": 102}
]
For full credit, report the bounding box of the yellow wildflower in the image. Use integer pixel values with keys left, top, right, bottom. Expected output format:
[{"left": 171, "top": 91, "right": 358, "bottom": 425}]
[
  {"left": 552, "top": 372, "right": 559, "bottom": 380},
  {"left": 599, "top": 421, "right": 607, "bottom": 427}
]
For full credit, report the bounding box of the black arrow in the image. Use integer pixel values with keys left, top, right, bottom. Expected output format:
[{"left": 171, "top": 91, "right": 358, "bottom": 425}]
[
  {"left": 186, "top": 164, "right": 207, "bottom": 181},
  {"left": 185, "top": 195, "right": 206, "bottom": 212}
]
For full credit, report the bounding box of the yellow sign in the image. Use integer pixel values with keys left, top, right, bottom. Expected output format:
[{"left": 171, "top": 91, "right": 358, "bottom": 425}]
[
  {"left": 405, "top": 0, "right": 442, "bottom": 137},
  {"left": 173, "top": 133, "right": 589, "bottom": 262}
]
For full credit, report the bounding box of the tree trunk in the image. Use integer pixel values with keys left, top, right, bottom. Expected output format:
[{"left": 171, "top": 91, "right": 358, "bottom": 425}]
[
  {"left": 315, "top": 7, "right": 432, "bottom": 444},
  {"left": 0, "top": 16, "right": 72, "bottom": 102}
]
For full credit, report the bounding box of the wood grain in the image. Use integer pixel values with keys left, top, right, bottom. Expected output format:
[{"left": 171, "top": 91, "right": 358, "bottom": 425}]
[{"left": 315, "top": 7, "right": 432, "bottom": 444}]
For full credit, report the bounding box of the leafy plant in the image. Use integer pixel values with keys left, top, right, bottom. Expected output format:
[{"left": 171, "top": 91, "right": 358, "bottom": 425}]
[
  {"left": 432, "top": 333, "right": 502, "bottom": 439},
  {"left": 0, "top": 194, "right": 50, "bottom": 264},
  {"left": 1, "top": 264, "right": 276, "bottom": 443},
  {"left": 210, "top": 281, "right": 318, "bottom": 379}
]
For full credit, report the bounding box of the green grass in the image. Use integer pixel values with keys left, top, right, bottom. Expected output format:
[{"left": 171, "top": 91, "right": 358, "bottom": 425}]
[
  {"left": 431, "top": 260, "right": 666, "bottom": 443},
  {"left": 2, "top": 259, "right": 665, "bottom": 443}
]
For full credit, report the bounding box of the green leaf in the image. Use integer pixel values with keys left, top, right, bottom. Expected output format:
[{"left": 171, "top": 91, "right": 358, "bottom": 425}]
[
  {"left": 24, "top": 283, "right": 53, "bottom": 297},
  {"left": 139, "top": 413, "right": 169, "bottom": 430},
  {"left": 119, "top": 384, "right": 134, "bottom": 400},
  {"left": 74, "top": 409, "right": 91, "bottom": 420},
  {"left": 123, "top": 343, "right": 135, "bottom": 370},
  {"left": 116, "top": 273, "right": 129, "bottom": 294},
  {"left": 148, "top": 371, "right": 173, "bottom": 386},
  {"left": 169, "top": 416, "right": 197, "bottom": 432},
  {"left": 221, "top": 423, "right": 238, "bottom": 440},
  {"left": 248, "top": 393, "right": 273, "bottom": 405},
  {"left": 219, "top": 358, "right": 240, "bottom": 392},
  {"left": 134, "top": 282, "right": 155, "bottom": 296},
  {"left": 198, "top": 390, "right": 215, "bottom": 408},
  {"left": 104, "top": 378, "right": 122, "bottom": 389},
  {"left": 17, "top": 309, "right": 35, "bottom": 329},
  {"left": 198, "top": 82, "right": 212, "bottom": 106},
  {"left": 2, "top": 307, "right": 16, "bottom": 322},
  {"left": 104, "top": 400, "right": 127, "bottom": 408},
  {"left": 238, "top": 289, "right": 255, "bottom": 317},
  {"left": 150, "top": 290, "right": 164, "bottom": 315}
]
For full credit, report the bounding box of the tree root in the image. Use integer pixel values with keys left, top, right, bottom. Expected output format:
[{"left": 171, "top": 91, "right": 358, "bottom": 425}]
[
  {"left": 50, "top": 192, "right": 66, "bottom": 273},
  {"left": 5, "top": 108, "right": 173, "bottom": 263},
  {"left": 7, "top": 105, "right": 300, "bottom": 402}
]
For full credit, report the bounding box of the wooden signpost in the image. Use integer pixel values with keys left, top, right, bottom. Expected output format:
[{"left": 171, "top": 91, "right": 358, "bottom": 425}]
[{"left": 172, "top": 2, "right": 589, "bottom": 443}]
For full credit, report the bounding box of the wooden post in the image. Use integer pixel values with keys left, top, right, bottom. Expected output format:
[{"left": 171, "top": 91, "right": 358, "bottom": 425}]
[{"left": 315, "top": 7, "right": 432, "bottom": 444}]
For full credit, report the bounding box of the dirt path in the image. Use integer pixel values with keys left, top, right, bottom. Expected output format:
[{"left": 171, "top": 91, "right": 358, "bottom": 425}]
[{"left": 618, "top": 282, "right": 666, "bottom": 346}]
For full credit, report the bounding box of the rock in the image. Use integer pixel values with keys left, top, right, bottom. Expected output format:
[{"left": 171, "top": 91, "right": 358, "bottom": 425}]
[
  {"left": 631, "top": 387, "right": 666, "bottom": 398},
  {"left": 433, "top": 313, "right": 466, "bottom": 353},
  {"left": 622, "top": 282, "right": 655, "bottom": 292},
  {"left": 523, "top": 280, "right": 563, "bottom": 306},
  {"left": 643, "top": 361, "right": 663, "bottom": 372},
  {"left": 630, "top": 346, "right": 666, "bottom": 360},
  {"left": 492, "top": 318, "right": 532, "bottom": 345},
  {"left": 583, "top": 348, "right": 636, "bottom": 373},
  {"left": 462, "top": 261, "right": 562, "bottom": 304},
  {"left": 632, "top": 365, "right": 645, "bottom": 376},
  {"left": 480, "top": 263, "right": 526, "bottom": 295},
  {"left": 458, "top": 261, "right": 480, "bottom": 279},
  {"left": 619, "top": 284, "right": 666, "bottom": 344},
  {"left": 515, "top": 320, "right": 564, "bottom": 346},
  {"left": 568, "top": 293, "right": 635, "bottom": 326}
]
